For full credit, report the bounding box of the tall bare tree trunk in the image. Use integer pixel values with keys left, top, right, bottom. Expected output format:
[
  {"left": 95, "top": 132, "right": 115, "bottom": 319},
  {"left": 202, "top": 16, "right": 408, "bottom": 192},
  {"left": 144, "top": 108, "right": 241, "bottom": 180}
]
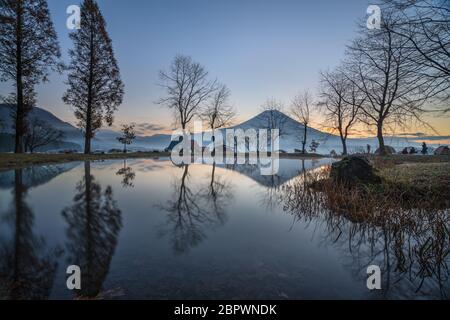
[
  {"left": 302, "top": 124, "right": 307, "bottom": 154},
  {"left": 340, "top": 135, "right": 348, "bottom": 155},
  {"left": 377, "top": 121, "right": 386, "bottom": 155},
  {"left": 211, "top": 127, "right": 216, "bottom": 157},
  {"left": 84, "top": 116, "right": 92, "bottom": 154},
  {"left": 84, "top": 25, "right": 94, "bottom": 154},
  {"left": 15, "top": 1, "right": 24, "bottom": 153},
  {"left": 210, "top": 162, "right": 216, "bottom": 188}
]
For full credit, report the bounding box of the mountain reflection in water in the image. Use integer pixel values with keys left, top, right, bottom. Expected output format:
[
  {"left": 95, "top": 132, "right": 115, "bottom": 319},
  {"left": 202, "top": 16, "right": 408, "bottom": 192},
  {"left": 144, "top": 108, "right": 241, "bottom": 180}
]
[{"left": 0, "top": 158, "right": 447, "bottom": 299}]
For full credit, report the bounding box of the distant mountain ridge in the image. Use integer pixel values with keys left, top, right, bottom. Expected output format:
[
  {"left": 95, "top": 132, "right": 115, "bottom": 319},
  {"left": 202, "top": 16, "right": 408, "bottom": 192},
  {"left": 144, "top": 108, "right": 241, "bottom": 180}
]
[
  {"left": 0, "top": 104, "right": 171, "bottom": 151},
  {"left": 231, "top": 109, "right": 327, "bottom": 136},
  {"left": 227, "top": 109, "right": 332, "bottom": 152},
  {"left": 0, "top": 104, "right": 82, "bottom": 152},
  {"left": 1, "top": 104, "right": 444, "bottom": 153},
  {"left": 0, "top": 103, "right": 82, "bottom": 140}
]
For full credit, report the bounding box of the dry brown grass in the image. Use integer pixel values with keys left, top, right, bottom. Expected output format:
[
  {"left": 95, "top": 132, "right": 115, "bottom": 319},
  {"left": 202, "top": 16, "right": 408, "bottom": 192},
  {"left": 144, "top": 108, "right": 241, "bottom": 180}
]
[
  {"left": 280, "top": 165, "right": 449, "bottom": 297},
  {"left": 282, "top": 154, "right": 450, "bottom": 220},
  {"left": 369, "top": 154, "right": 450, "bottom": 166}
]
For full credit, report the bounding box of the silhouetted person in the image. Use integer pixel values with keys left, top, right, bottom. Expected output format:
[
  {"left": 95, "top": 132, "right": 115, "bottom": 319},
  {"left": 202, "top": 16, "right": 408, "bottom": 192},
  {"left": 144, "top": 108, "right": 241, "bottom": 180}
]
[
  {"left": 366, "top": 144, "right": 371, "bottom": 154},
  {"left": 421, "top": 142, "right": 428, "bottom": 155}
]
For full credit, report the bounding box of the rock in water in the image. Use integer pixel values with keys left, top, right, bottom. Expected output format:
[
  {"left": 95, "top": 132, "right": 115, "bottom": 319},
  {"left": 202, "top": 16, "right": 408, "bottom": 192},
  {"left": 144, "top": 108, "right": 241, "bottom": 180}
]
[{"left": 330, "top": 156, "right": 381, "bottom": 186}]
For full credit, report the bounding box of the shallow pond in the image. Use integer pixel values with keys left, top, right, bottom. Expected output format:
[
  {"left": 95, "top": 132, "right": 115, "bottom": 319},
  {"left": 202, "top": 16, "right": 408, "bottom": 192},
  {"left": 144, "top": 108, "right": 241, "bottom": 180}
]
[{"left": 0, "top": 158, "right": 448, "bottom": 299}]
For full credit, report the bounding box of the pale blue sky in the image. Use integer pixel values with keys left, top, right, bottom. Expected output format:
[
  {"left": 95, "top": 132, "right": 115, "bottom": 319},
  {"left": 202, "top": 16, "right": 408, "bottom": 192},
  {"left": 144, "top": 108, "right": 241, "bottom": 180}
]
[{"left": 1, "top": 0, "right": 377, "bottom": 134}]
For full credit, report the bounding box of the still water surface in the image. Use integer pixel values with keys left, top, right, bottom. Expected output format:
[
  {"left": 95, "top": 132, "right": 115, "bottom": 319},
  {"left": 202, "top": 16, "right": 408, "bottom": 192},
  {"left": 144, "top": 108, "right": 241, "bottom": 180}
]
[{"left": 0, "top": 158, "right": 448, "bottom": 299}]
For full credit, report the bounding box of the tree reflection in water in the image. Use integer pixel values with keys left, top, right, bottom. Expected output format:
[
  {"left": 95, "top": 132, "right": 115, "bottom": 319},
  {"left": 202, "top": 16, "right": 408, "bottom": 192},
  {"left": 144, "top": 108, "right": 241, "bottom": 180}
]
[
  {"left": 280, "top": 167, "right": 450, "bottom": 299},
  {"left": 159, "top": 163, "right": 233, "bottom": 254},
  {"left": 201, "top": 162, "right": 233, "bottom": 225},
  {"left": 115, "top": 159, "right": 136, "bottom": 188},
  {"left": 0, "top": 169, "right": 61, "bottom": 300},
  {"left": 62, "top": 161, "right": 122, "bottom": 298}
]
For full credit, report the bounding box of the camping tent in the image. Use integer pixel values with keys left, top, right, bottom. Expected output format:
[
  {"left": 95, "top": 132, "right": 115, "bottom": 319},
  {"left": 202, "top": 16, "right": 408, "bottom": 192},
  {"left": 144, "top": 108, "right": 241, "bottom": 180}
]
[
  {"left": 374, "top": 145, "right": 396, "bottom": 155},
  {"left": 434, "top": 146, "right": 450, "bottom": 155}
]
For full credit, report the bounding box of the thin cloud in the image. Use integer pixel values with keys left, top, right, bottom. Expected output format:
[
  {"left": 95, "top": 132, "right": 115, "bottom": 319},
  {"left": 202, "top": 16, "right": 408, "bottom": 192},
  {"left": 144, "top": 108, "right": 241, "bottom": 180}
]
[
  {"left": 114, "top": 122, "right": 167, "bottom": 135},
  {"left": 134, "top": 123, "right": 167, "bottom": 135},
  {"left": 395, "top": 132, "right": 427, "bottom": 137},
  {"left": 135, "top": 122, "right": 166, "bottom": 132}
]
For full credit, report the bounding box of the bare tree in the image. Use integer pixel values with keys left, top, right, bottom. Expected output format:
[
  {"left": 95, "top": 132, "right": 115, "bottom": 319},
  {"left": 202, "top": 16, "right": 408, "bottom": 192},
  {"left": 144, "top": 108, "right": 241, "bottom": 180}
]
[
  {"left": 0, "top": 0, "right": 61, "bottom": 153},
  {"left": 116, "top": 123, "right": 136, "bottom": 153},
  {"left": 309, "top": 140, "right": 320, "bottom": 153},
  {"left": 345, "top": 14, "right": 431, "bottom": 155},
  {"left": 259, "top": 98, "right": 286, "bottom": 143},
  {"left": 201, "top": 83, "right": 236, "bottom": 155},
  {"left": 63, "top": 0, "right": 124, "bottom": 154},
  {"left": 382, "top": 0, "right": 450, "bottom": 104},
  {"left": 318, "top": 69, "right": 363, "bottom": 155},
  {"left": 291, "top": 90, "right": 313, "bottom": 154},
  {"left": 158, "top": 55, "right": 218, "bottom": 131},
  {"left": 23, "top": 118, "right": 64, "bottom": 153},
  {"left": 201, "top": 84, "right": 235, "bottom": 131}
]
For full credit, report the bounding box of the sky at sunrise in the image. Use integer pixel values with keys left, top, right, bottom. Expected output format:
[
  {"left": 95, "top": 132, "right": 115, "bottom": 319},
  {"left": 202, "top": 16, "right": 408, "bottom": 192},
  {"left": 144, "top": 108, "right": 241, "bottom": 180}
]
[{"left": 0, "top": 0, "right": 448, "bottom": 137}]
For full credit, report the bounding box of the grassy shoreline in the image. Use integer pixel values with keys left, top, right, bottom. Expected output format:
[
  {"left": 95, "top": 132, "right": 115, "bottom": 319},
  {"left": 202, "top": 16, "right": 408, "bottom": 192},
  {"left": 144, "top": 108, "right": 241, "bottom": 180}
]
[
  {"left": 1, "top": 151, "right": 449, "bottom": 171},
  {"left": 309, "top": 155, "right": 450, "bottom": 214},
  {"left": 0, "top": 151, "right": 170, "bottom": 171},
  {"left": 0, "top": 151, "right": 330, "bottom": 170}
]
